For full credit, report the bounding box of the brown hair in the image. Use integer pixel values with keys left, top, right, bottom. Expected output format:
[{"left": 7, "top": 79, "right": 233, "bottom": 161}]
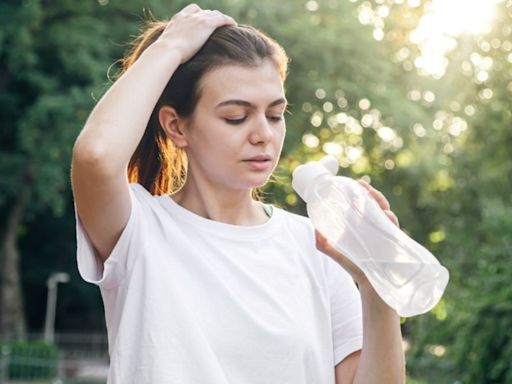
[{"left": 120, "top": 19, "right": 289, "bottom": 195}]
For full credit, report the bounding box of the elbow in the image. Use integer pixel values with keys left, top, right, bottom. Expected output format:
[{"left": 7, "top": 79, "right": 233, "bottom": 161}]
[
  {"left": 73, "top": 137, "right": 107, "bottom": 167},
  {"left": 72, "top": 133, "right": 122, "bottom": 178}
]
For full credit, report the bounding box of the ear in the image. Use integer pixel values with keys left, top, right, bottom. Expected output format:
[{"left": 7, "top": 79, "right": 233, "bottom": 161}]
[{"left": 159, "top": 105, "right": 189, "bottom": 148}]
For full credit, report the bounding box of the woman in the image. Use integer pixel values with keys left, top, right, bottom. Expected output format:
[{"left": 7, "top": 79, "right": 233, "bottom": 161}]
[{"left": 71, "top": 4, "right": 405, "bottom": 383}]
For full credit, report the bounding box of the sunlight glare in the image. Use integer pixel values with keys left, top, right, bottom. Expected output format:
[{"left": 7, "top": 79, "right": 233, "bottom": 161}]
[
  {"left": 410, "top": 0, "right": 500, "bottom": 77},
  {"left": 433, "top": 0, "right": 495, "bottom": 36}
]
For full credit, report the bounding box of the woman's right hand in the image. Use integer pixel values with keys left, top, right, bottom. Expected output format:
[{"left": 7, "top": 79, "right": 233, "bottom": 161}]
[{"left": 158, "top": 4, "right": 237, "bottom": 63}]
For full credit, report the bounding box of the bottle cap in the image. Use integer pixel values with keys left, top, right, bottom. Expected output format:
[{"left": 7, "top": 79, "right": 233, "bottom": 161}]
[
  {"left": 319, "top": 155, "right": 339, "bottom": 176},
  {"left": 292, "top": 156, "right": 340, "bottom": 202}
]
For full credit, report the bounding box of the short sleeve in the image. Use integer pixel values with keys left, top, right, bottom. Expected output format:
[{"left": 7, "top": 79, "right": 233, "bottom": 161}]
[
  {"left": 74, "top": 183, "right": 150, "bottom": 289},
  {"left": 325, "top": 256, "right": 363, "bottom": 366}
]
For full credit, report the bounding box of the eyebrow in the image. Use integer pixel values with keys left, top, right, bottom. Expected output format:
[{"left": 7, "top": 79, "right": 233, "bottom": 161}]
[{"left": 215, "top": 97, "right": 288, "bottom": 110}]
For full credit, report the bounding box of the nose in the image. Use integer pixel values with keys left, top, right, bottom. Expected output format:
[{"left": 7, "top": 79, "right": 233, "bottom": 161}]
[{"left": 249, "top": 114, "right": 273, "bottom": 145}]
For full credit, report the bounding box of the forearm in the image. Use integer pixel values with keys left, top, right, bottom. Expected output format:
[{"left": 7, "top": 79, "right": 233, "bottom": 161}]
[
  {"left": 353, "top": 278, "right": 405, "bottom": 384},
  {"left": 73, "top": 40, "right": 181, "bottom": 174}
]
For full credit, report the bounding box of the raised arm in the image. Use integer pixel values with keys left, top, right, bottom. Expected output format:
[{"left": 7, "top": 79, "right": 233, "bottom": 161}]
[{"left": 71, "top": 4, "right": 236, "bottom": 262}]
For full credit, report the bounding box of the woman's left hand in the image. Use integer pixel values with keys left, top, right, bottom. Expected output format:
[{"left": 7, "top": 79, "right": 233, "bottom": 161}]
[
  {"left": 315, "top": 179, "right": 400, "bottom": 284},
  {"left": 357, "top": 179, "right": 399, "bottom": 227}
]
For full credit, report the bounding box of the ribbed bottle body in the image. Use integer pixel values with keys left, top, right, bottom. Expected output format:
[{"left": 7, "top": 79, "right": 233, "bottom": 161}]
[{"left": 306, "top": 176, "right": 449, "bottom": 317}]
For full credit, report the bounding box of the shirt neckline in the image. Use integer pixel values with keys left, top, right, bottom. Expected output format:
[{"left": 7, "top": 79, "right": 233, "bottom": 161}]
[{"left": 157, "top": 194, "right": 282, "bottom": 240}]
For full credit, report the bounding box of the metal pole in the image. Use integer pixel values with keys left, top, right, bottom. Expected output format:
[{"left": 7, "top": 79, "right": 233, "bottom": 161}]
[
  {"left": 44, "top": 281, "right": 58, "bottom": 343},
  {"left": 0, "top": 345, "right": 10, "bottom": 384},
  {"left": 43, "top": 273, "right": 69, "bottom": 344}
]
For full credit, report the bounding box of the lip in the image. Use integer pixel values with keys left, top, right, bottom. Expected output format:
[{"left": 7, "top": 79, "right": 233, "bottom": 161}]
[
  {"left": 244, "top": 154, "right": 273, "bottom": 162},
  {"left": 242, "top": 154, "right": 273, "bottom": 171}
]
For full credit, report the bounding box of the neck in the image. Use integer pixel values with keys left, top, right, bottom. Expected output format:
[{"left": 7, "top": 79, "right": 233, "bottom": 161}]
[{"left": 170, "top": 175, "right": 268, "bottom": 226}]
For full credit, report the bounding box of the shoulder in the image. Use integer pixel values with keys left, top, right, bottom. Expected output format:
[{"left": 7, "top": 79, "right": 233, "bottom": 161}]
[
  {"left": 277, "top": 207, "right": 312, "bottom": 227},
  {"left": 275, "top": 207, "right": 316, "bottom": 242},
  {"left": 128, "top": 183, "right": 170, "bottom": 219},
  {"left": 129, "top": 183, "right": 169, "bottom": 206}
]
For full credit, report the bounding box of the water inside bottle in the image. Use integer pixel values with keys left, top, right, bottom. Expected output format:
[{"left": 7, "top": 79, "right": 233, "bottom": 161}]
[
  {"left": 359, "top": 260, "right": 448, "bottom": 316},
  {"left": 358, "top": 260, "right": 424, "bottom": 288},
  {"left": 309, "top": 182, "right": 428, "bottom": 289}
]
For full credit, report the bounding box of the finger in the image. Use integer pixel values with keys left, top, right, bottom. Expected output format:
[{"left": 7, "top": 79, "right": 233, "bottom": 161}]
[
  {"left": 357, "top": 178, "right": 370, "bottom": 190},
  {"left": 315, "top": 230, "right": 336, "bottom": 254},
  {"left": 369, "top": 188, "right": 391, "bottom": 211},
  {"left": 315, "top": 230, "right": 348, "bottom": 265},
  {"left": 181, "top": 3, "right": 201, "bottom": 14},
  {"left": 315, "top": 230, "right": 343, "bottom": 260},
  {"left": 384, "top": 209, "right": 400, "bottom": 227},
  {"left": 203, "top": 9, "right": 237, "bottom": 26},
  {"left": 314, "top": 230, "right": 330, "bottom": 253},
  {"left": 358, "top": 179, "right": 391, "bottom": 211},
  {"left": 315, "top": 230, "right": 364, "bottom": 280},
  {"left": 222, "top": 14, "right": 237, "bottom": 26}
]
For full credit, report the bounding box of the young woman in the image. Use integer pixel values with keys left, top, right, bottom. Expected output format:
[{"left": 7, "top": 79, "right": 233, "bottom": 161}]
[{"left": 71, "top": 4, "right": 405, "bottom": 383}]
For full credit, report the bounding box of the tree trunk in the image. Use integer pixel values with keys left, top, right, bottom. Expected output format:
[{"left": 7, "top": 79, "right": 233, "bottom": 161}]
[{"left": 0, "top": 177, "right": 31, "bottom": 341}]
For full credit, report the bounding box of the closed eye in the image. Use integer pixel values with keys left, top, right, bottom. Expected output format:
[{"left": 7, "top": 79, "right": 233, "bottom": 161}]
[
  {"left": 224, "top": 117, "right": 247, "bottom": 125},
  {"left": 224, "top": 114, "right": 284, "bottom": 125}
]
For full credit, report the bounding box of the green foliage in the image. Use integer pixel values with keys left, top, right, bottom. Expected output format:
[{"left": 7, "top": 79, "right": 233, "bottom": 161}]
[
  {"left": 0, "top": 0, "right": 160, "bottom": 216},
  {"left": 1, "top": 0, "right": 511, "bottom": 382},
  {"left": 2, "top": 340, "right": 58, "bottom": 380},
  {"left": 396, "top": 1, "right": 512, "bottom": 382}
]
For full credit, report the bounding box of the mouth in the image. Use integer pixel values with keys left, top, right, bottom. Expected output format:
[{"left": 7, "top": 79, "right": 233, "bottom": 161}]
[
  {"left": 243, "top": 155, "right": 273, "bottom": 162},
  {"left": 242, "top": 155, "right": 273, "bottom": 171}
]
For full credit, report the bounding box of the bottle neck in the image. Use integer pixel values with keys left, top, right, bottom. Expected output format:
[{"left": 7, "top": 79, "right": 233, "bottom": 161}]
[{"left": 304, "top": 173, "right": 332, "bottom": 202}]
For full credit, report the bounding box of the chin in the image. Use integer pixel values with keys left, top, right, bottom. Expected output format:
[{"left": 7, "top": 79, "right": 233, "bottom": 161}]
[{"left": 240, "top": 174, "right": 272, "bottom": 190}]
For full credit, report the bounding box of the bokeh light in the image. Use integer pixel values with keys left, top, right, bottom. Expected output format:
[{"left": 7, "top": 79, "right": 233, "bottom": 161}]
[{"left": 410, "top": 0, "right": 500, "bottom": 77}]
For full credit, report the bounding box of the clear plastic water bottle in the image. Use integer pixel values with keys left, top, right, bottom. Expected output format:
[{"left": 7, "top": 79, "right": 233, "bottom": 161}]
[{"left": 292, "top": 155, "right": 449, "bottom": 317}]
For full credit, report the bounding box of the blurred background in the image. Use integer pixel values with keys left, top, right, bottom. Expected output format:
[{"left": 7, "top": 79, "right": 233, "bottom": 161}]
[{"left": 0, "top": 0, "right": 511, "bottom": 383}]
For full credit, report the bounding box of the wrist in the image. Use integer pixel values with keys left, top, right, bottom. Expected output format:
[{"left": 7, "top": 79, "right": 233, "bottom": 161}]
[
  {"left": 145, "top": 39, "right": 185, "bottom": 65},
  {"left": 357, "top": 278, "right": 399, "bottom": 316}
]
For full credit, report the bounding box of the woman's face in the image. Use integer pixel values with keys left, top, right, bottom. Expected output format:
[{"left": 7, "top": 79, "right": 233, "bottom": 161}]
[{"left": 183, "top": 60, "right": 287, "bottom": 192}]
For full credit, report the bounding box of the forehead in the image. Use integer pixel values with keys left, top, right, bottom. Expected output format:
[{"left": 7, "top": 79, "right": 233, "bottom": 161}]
[{"left": 197, "top": 61, "right": 285, "bottom": 107}]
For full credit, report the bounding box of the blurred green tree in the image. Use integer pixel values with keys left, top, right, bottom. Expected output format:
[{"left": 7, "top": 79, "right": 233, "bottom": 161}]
[
  {"left": 0, "top": 0, "right": 171, "bottom": 339},
  {"left": 382, "top": 1, "right": 512, "bottom": 382},
  {"left": 1, "top": 0, "right": 511, "bottom": 382}
]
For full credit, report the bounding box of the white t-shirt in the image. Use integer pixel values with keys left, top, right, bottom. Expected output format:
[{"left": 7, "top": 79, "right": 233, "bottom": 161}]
[{"left": 75, "top": 183, "right": 363, "bottom": 384}]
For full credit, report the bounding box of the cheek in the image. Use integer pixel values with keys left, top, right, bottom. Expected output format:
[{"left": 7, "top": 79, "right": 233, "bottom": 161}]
[
  {"left": 187, "top": 122, "right": 223, "bottom": 149},
  {"left": 190, "top": 132, "right": 240, "bottom": 163},
  {"left": 275, "top": 126, "right": 286, "bottom": 145}
]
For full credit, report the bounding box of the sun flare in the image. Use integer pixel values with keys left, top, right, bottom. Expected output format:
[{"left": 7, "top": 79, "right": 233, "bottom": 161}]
[{"left": 410, "top": 0, "right": 500, "bottom": 77}]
